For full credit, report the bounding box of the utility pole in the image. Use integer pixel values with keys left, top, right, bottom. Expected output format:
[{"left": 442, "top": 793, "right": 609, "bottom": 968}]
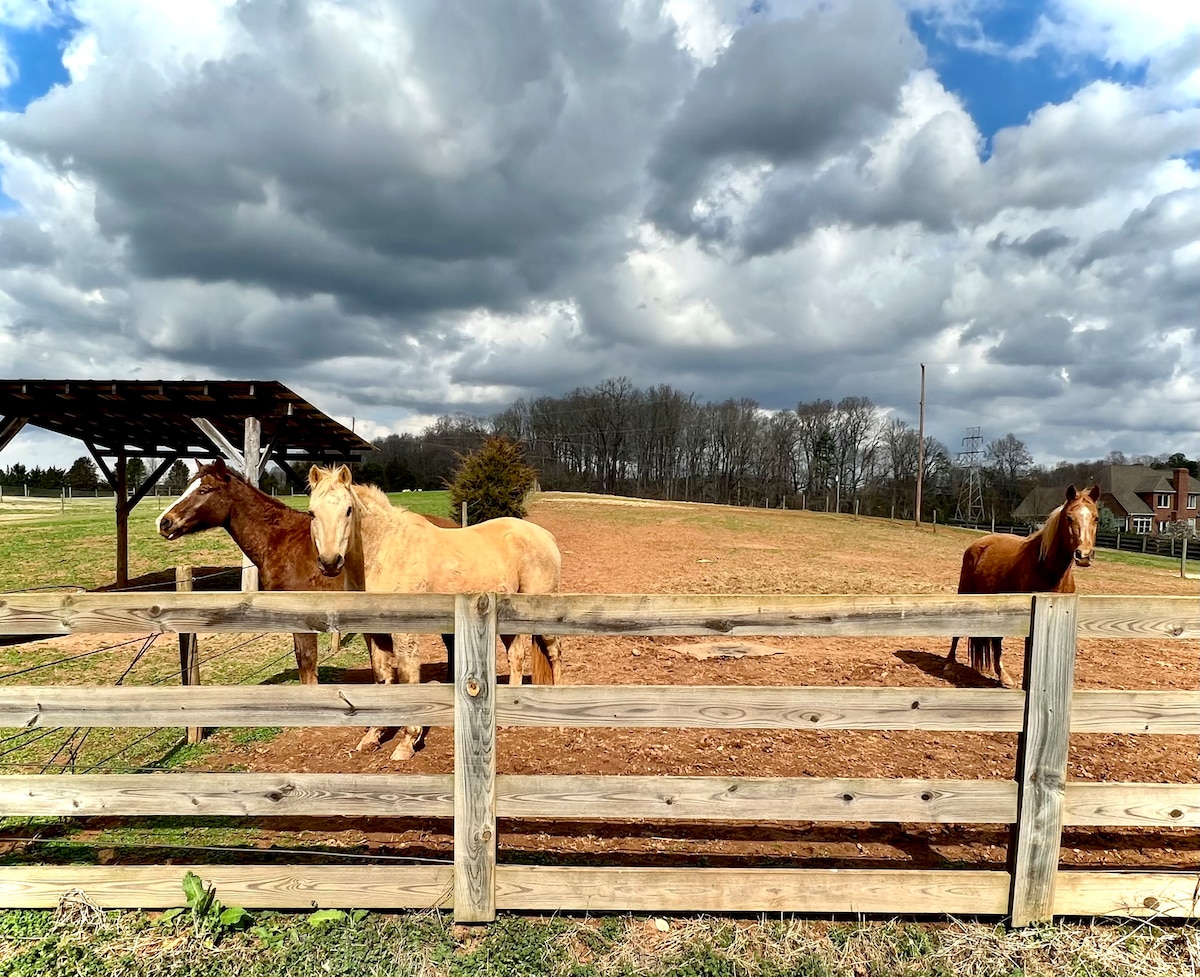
[{"left": 915, "top": 363, "right": 925, "bottom": 528}]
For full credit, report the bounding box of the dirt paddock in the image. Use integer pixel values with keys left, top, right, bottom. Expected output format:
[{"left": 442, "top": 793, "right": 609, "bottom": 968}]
[{"left": 170, "top": 494, "right": 1197, "bottom": 874}]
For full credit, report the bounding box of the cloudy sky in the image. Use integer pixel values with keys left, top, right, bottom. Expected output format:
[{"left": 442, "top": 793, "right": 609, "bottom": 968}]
[{"left": 1, "top": 0, "right": 1197, "bottom": 470}]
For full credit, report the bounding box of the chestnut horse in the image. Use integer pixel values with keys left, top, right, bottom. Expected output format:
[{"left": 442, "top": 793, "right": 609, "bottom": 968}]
[
  {"left": 946, "top": 483, "right": 1100, "bottom": 687},
  {"left": 157, "top": 458, "right": 458, "bottom": 691},
  {"left": 307, "top": 464, "right": 564, "bottom": 760}
]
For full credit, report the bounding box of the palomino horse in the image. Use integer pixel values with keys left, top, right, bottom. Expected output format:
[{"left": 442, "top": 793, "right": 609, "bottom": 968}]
[
  {"left": 307, "top": 464, "right": 564, "bottom": 760},
  {"left": 946, "top": 483, "right": 1100, "bottom": 687},
  {"left": 157, "top": 458, "right": 458, "bottom": 691}
]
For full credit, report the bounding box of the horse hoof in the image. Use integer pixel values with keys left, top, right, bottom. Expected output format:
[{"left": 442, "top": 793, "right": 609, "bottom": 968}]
[
  {"left": 941, "top": 661, "right": 956, "bottom": 678},
  {"left": 389, "top": 741, "right": 416, "bottom": 762},
  {"left": 355, "top": 731, "right": 383, "bottom": 753}
]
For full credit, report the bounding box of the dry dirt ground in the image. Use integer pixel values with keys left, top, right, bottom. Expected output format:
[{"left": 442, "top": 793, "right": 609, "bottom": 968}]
[{"left": 175, "top": 493, "right": 1198, "bottom": 875}]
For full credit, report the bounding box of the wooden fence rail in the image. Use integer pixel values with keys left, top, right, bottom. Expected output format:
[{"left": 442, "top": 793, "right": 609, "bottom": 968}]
[{"left": 0, "top": 591, "right": 1196, "bottom": 923}]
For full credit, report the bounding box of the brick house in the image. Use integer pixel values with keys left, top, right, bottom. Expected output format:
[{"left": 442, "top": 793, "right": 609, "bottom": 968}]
[{"left": 1014, "top": 465, "right": 1198, "bottom": 535}]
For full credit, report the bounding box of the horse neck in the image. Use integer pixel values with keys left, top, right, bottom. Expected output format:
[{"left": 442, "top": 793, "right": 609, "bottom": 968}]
[
  {"left": 223, "top": 478, "right": 285, "bottom": 565},
  {"left": 1034, "top": 517, "right": 1076, "bottom": 587},
  {"left": 354, "top": 492, "right": 420, "bottom": 568}
]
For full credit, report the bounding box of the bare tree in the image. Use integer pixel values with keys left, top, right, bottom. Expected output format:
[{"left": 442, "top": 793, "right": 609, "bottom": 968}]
[{"left": 986, "top": 432, "right": 1034, "bottom": 518}]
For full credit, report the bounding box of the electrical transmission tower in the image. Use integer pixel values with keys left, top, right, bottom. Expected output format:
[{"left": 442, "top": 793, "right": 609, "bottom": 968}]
[{"left": 955, "top": 427, "right": 985, "bottom": 523}]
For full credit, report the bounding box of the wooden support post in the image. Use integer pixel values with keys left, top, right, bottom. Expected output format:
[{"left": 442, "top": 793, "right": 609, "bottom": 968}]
[
  {"left": 242, "top": 418, "right": 261, "bottom": 593},
  {"left": 1182, "top": 537, "right": 1188, "bottom": 578},
  {"left": 454, "top": 592, "right": 498, "bottom": 923},
  {"left": 176, "top": 566, "right": 203, "bottom": 745},
  {"left": 1009, "top": 593, "right": 1078, "bottom": 927},
  {"left": 461, "top": 501, "right": 468, "bottom": 528},
  {"left": 115, "top": 453, "right": 128, "bottom": 588}
]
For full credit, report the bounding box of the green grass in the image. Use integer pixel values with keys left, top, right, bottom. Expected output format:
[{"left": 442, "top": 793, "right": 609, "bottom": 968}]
[
  {"left": 0, "top": 490, "right": 452, "bottom": 592},
  {"left": 0, "top": 909, "right": 1194, "bottom": 976}
]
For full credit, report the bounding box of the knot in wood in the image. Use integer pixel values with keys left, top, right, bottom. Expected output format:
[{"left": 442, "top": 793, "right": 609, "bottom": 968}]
[
  {"left": 474, "top": 593, "right": 491, "bottom": 614},
  {"left": 1143, "top": 896, "right": 1159, "bottom": 909},
  {"left": 466, "top": 678, "right": 482, "bottom": 698}
]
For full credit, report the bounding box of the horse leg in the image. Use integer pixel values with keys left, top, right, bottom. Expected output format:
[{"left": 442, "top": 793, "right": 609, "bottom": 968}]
[
  {"left": 531, "top": 634, "right": 561, "bottom": 685},
  {"left": 388, "top": 633, "right": 425, "bottom": 762},
  {"left": 354, "top": 634, "right": 392, "bottom": 753},
  {"left": 441, "top": 633, "right": 455, "bottom": 682},
  {"left": 502, "top": 634, "right": 524, "bottom": 686},
  {"left": 995, "top": 638, "right": 1017, "bottom": 689},
  {"left": 943, "top": 636, "right": 961, "bottom": 678},
  {"left": 294, "top": 633, "right": 318, "bottom": 686}
]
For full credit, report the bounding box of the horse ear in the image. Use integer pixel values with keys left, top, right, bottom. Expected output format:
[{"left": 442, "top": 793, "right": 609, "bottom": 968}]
[
  {"left": 211, "top": 457, "right": 229, "bottom": 480},
  {"left": 336, "top": 465, "right": 353, "bottom": 485},
  {"left": 1065, "top": 484, "right": 1077, "bottom": 501},
  {"left": 1087, "top": 484, "right": 1101, "bottom": 502},
  {"left": 308, "top": 465, "right": 323, "bottom": 490}
]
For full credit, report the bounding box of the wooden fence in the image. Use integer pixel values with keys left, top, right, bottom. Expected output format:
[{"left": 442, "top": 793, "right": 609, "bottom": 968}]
[{"left": 0, "top": 590, "right": 1197, "bottom": 924}]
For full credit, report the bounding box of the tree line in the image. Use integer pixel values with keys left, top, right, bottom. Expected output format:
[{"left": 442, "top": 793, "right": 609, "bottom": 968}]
[
  {"left": 4, "top": 377, "right": 1193, "bottom": 523},
  {"left": 354, "top": 377, "right": 1197, "bottom": 523},
  {"left": 0, "top": 457, "right": 197, "bottom": 495}
]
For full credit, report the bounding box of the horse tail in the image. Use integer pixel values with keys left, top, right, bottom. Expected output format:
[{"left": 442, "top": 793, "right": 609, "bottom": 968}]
[
  {"left": 530, "top": 634, "right": 559, "bottom": 685},
  {"left": 967, "top": 637, "right": 996, "bottom": 676}
]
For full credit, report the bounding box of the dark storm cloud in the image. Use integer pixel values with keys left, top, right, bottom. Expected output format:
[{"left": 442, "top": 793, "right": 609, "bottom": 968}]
[
  {"left": 0, "top": 0, "right": 690, "bottom": 326},
  {"left": 1077, "top": 188, "right": 1200, "bottom": 268},
  {"left": 645, "top": 0, "right": 923, "bottom": 241},
  {"left": 978, "top": 314, "right": 1074, "bottom": 367},
  {"left": 988, "top": 228, "right": 1074, "bottom": 258}
]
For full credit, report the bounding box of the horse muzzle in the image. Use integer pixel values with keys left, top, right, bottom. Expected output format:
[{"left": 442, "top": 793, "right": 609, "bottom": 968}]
[
  {"left": 1074, "top": 550, "right": 1094, "bottom": 567},
  {"left": 159, "top": 517, "right": 181, "bottom": 541},
  {"left": 317, "top": 554, "right": 345, "bottom": 577}
]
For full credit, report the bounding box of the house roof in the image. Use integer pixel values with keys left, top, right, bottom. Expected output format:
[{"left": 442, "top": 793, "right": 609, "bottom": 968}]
[
  {"left": 1089, "top": 464, "right": 1170, "bottom": 517},
  {"left": 1012, "top": 486, "right": 1065, "bottom": 519},
  {"left": 1092, "top": 464, "right": 1174, "bottom": 497},
  {"left": 0, "top": 379, "right": 374, "bottom": 463}
]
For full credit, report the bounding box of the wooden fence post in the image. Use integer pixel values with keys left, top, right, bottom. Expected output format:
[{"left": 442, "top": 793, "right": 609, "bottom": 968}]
[
  {"left": 454, "top": 592, "right": 498, "bottom": 923},
  {"left": 1009, "top": 593, "right": 1077, "bottom": 926},
  {"left": 175, "top": 566, "right": 203, "bottom": 745}
]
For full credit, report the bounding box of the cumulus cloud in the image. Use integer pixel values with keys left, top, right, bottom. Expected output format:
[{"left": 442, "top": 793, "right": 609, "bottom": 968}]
[{"left": 0, "top": 0, "right": 1197, "bottom": 466}]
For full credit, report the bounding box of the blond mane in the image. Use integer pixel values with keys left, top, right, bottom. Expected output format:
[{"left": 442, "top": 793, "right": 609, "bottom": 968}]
[{"left": 1038, "top": 504, "right": 1064, "bottom": 563}]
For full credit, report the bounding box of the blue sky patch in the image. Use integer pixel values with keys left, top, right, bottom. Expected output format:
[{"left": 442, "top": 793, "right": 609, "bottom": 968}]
[
  {"left": 1, "top": 18, "right": 76, "bottom": 113},
  {"left": 909, "top": 5, "right": 1148, "bottom": 155}
]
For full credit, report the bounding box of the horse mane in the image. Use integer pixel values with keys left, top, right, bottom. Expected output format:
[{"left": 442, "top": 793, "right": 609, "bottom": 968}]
[
  {"left": 349, "top": 481, "right": 410, "bottom": 515},
  {"left": 1038, "top": 504, "right": 1064, "bottom": 562},
  {"left": 197, "top": 461, "right": 296, "bottom": 515}
]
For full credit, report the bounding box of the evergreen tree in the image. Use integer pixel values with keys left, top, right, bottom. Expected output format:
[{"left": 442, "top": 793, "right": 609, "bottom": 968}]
[
  {"left": 165, "top": 460, "right": 191, "bottom": 494},
  {"left": 448, "top": 436, "right": 537, "bottom": 524},
  {"left": 66, "top": 456, "right": 100, "bottom": 491},
  {"left": 125, "top": 457, "right": 148, "bottom": 490}
]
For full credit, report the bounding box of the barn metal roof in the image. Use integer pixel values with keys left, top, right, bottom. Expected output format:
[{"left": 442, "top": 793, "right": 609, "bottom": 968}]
[{"left": 0, "top": 379, "right": 374, "bottom": 463}]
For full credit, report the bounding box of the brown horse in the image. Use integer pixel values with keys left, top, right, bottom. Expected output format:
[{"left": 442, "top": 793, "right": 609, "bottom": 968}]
[
  {"left": 307, "top": 463, "right": 564, "bottom": 760},
  {"left": 157, "top": 458, "right": 458, "bottom": 690},
  {"left": 946, "top": 483, "right": 1100, "bottom": 687}
]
